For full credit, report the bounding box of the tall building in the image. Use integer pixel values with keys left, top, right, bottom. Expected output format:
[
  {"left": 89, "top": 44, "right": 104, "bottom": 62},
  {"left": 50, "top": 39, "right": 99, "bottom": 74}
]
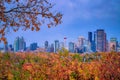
[
  {"left": 88, "top": 32, "right": 92, "bottom": 43},
  {"left": 109, "top": 38, "right": 117, "bottom": 52},
  {"left": 50, "top": 43, "right": 54, "bottom": 52},
  {"left": 117, "top": 43, "right": 120, "bottom": 52},
  {"left": 106, "top": 40, "right": 109, "bottom": 52},
  {"left": 24, "top": 42, "right": 26, "bottom": 50},
  {"left": 91, "top": 40, "right": 96, "bottom": 52},
  {"left": 88, "top": 32, "right": 94, "bottom": 52},
  {"left": 30, "top": 43, "right": 38, "bottom": 51},
  {"left": 104, "top": 33, "right": 107, "bottom": 51},
  {"left": 44, "top": 41, "right": 49, "bottom": 52},
  {"left": 14, "top": 37, "right": 26, "bottom": 52},
  {"left": 59, "top": 42, "right": 64, "bottom": 50},
  {"left": 14, "top": 37, "right": 20, "bottom": 52},
  {"left": 78, "top": 36, "right": 85, "bottom": 48},
  {"left": 19, "top": 37, "right": 26, "bottom": 50},
  {"left": 94, "top": 31, "right": 97, "bottom": 48},
  {"left": 45, "top": 41, "right": 49, "bottom": 49},
  {"left": 83, "top": 40, "right": 92, "bottom": 53},
  {"left": 96, "top": 29, "right": 107, "bottom": 52},
  {"left": 74, "top": 43, "right": 79, "bottom": 53},
  {"left": 54, "top": 40, "right": 59, "bottom": 53},
  {"left": 69, "top": 42, "right": 74, "bottom": 53}
]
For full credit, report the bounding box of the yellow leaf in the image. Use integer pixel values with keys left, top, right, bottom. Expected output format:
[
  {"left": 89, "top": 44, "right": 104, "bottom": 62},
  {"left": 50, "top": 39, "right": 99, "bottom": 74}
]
[
  {"left": 8, "top": 72, "right": 13, "bottom": 80},
  {"left": 95, "top": 76, "right": 99, "bottom": 80}
]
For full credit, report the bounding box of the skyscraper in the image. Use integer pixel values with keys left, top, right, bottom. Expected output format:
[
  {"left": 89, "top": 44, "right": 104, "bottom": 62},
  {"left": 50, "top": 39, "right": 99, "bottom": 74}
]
[
  {"left": 117, "top": 43, "right": 120, "bottom": 52},
  {"left": 93, "top": 31, "right": 97, "bottom": 52},
  {"left": 59, "top": 42, "right": 64, "bottom": 50},
  {"left": 14, "top": 37, "right": 26, "bottom": 52},
  {"left": 88, "top": 32, "right": 92, "bottom": 43},
  {"left": 109, "top": 38, "right": 117, "bottom": 52},
  {"left": 54, "top": 40, "right": 59, "bottom": 53},
  {"left": 88, "top": 32, "right": 94, "bottom": 52},
  {"left": 14, "top": 37, "right": 19, "bottom": 52},
  {"left": 94, "top": 31, "right": 97, "bottom": 46},
  {"left": 45, "top": 41, "right": 49, "bottom": 49},
  {"left": 69, "top": 42, "right": 74, "bottom": 53},
  {"left": 96, "top": 29, "right": 107, "bottom": 52},
  {"left": 74, "top": 43, "right": 79, "bottom": 53},
  {"left": 19, "top": 37, "right": 26, "bottom": 50},
  {"left": 50, "top": 43, "right": 54, "bottom": 52},
  {"left": 30, "top": 43, "right": 38, "bottom": 51},
  {"left": 83, "top": 40, "right": 92, "bottom": 53},
  {"left": 78, "top": 36, "right": 84, "bottom": 48},
  {"left": 106, "top": 40, "right": 109, "bottom": 52},
  {"left": 91, "top": 40, "right": 96, "bottom": 52}
]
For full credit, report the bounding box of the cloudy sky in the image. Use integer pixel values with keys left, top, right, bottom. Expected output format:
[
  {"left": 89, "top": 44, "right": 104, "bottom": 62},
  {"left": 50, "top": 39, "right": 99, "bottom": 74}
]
[{"left": 1, "top": 0, "right": 120, "bottom": 47}]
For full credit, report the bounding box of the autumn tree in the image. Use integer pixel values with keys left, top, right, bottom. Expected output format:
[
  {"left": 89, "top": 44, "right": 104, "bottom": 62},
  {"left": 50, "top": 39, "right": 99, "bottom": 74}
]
[{"left": 0, "top": 0, "right": 62, "bottom": 44}]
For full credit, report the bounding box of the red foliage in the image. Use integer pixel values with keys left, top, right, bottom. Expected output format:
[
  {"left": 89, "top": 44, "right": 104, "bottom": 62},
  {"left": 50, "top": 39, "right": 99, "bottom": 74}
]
[{"left": 0, "top": 52, "right": 120, "bottom": 79}]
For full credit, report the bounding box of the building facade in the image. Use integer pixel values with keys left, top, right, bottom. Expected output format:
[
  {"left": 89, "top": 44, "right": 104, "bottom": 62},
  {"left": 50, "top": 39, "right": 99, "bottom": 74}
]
[
  {"left": 14, "top": 37, "right": 26, "bottom": 52},
  {"left": 54, "top": 40, "right": 59, "bottom": 53},
  {"left": 45, "top": 41, "right": 49, "bottom": 49},
  {"left": 30, "top": 43, "right": 38, "bottom": 51},
  {"left": 109, "top": 38, "right": 117, "bottom": 52},
  {"left": 50, "top": 43, "right": 54, "bottom": 52},
  {"left": 96, "top": 29, "right": 107, "bottom": 52},
  {"left": 69, "top": 42, "right": 74, "bottom": 53},
  {"left": 88, "top": 32, "right": 92, "bottom": 43}
]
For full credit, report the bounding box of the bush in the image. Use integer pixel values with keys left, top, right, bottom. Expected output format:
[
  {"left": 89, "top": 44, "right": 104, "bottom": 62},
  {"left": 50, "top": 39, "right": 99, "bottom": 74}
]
[{"left": 0, "top": 52, "right": 120, "bottom": 79}]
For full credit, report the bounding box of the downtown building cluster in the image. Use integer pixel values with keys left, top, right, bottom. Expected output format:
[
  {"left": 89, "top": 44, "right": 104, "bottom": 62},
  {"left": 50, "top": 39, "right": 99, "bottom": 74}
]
[
  {"left": 1, "top": 29, "right": 120, "bottom": 53},
  {"left": 70, "top": 29, "right": 120, "bottom": 53},
  {"left": 3, "top": 37, "right": 26, "bottom": 52},
  {"left": 68, "top": 29, "right": 120, "bottom": 53}
]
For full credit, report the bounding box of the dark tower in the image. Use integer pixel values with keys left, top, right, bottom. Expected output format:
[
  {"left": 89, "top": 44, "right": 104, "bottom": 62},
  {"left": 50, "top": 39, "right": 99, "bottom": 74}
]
[{"left": 88, "top": 32, "right": 92, "bottom": 43}]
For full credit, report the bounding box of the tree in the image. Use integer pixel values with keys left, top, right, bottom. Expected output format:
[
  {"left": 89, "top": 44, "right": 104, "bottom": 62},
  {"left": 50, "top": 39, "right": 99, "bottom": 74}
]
[{"left": 0, "top": 0, "right": 62, "bottom": 44}]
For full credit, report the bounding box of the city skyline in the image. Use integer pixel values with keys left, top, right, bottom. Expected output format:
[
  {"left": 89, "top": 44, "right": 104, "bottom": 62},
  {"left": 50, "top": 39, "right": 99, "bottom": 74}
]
[
  {"left": 0, "top": 0, "right": 120, "bottom": 47},
  {"left": 0, "top": 28, "right": 120, "bottom": 47},
  {"left": 1, "top": 29, "right": 120, "bottom": 53}
]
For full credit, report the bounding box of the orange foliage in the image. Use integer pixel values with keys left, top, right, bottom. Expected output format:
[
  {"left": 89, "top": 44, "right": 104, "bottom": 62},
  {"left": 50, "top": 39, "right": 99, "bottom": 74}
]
[{"left": 0, "top": 52, "right": 120, "bottom": 80}]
